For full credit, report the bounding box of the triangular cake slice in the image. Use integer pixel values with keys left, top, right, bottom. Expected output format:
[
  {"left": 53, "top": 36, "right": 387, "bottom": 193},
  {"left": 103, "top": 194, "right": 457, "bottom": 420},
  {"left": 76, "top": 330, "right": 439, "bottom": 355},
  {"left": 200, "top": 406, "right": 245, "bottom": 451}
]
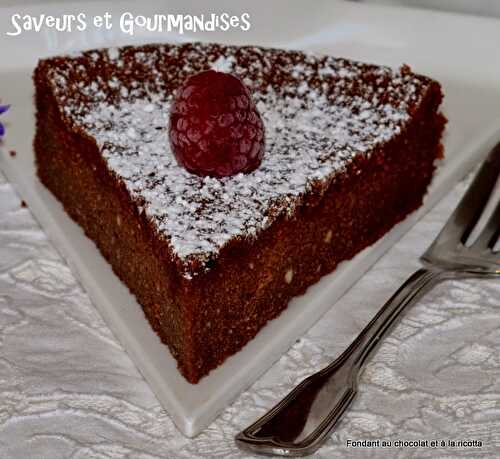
[{"left": 34, "top": 42, "right": 445, "bottom": 383}]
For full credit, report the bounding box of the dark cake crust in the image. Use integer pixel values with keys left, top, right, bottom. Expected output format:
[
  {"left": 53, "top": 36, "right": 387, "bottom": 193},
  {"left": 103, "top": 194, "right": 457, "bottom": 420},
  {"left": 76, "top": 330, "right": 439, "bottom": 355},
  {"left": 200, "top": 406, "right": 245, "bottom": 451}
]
[{"left": 34, "top": 42, "right": 445, "bottom": 383}]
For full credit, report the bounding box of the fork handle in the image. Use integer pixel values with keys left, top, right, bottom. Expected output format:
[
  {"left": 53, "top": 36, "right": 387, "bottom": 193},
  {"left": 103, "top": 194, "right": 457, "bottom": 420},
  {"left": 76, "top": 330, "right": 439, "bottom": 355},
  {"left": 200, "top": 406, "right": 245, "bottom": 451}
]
[
  {"left": 342, "top": 267, "right": 446, "bottom": 372},
  {"left": 236, "top": 268, "right": 448, "bottom": 457}
]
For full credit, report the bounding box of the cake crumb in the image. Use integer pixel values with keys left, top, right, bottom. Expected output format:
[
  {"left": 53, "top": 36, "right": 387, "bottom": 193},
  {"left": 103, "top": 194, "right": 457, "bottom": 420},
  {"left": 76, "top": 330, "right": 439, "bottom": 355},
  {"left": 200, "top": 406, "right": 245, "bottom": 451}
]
[
  {"left": 9, "top": 150, "right": 16, "bottom": 157},
  {"left": 20, "top": 200, "right": 27, "bottom": 208}
]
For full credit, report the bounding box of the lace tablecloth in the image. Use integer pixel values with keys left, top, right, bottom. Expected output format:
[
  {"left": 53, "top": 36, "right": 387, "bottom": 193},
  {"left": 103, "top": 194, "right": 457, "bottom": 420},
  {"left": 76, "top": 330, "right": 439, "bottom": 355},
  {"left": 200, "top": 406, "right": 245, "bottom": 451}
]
[{"left": 0, "top": 168, "right": 499, "bottom": 458}]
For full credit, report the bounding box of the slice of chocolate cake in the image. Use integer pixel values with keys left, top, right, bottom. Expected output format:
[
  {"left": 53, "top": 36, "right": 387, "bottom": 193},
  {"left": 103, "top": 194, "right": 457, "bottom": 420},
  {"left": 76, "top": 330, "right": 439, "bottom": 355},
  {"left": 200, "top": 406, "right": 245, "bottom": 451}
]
[{"left": 33, "top": 42, "right": 445, "bottom": 383}]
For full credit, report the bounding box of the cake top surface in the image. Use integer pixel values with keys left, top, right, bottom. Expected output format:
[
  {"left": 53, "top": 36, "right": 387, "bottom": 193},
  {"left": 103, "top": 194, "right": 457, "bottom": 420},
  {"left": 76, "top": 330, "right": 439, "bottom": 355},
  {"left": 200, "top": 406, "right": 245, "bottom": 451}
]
[{"left": 41, "top": 42, "right": 433, "bottom": 278}]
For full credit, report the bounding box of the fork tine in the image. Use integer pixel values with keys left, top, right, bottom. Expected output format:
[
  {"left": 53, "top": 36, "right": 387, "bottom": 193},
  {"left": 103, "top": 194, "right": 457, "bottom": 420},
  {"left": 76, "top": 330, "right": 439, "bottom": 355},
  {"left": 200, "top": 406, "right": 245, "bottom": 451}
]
[
  {"left": 425, "top": 141, "right": 500, "bottom": 256},
  {"left": 473, "top": 198, "right": 500, "bottom": 251}
]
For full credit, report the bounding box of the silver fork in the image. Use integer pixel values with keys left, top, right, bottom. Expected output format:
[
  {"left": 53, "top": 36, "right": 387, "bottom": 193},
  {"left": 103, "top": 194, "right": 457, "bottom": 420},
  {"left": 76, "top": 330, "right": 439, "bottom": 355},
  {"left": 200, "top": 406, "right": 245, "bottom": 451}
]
[{"left": 236, "top": 141, "right": 500, "bottom": 457}]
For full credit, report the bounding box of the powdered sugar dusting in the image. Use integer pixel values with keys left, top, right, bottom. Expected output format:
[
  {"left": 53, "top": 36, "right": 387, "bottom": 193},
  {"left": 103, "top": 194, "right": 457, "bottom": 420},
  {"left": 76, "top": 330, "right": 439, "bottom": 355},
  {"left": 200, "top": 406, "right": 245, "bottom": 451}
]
[
  {"left": 44, "top": 42, "right": 431, "bottom": 278},
  {"left": 210, "top": 55, "right": 236, "bottom": 72},
  {"left": 107, "top": 47, "right": 120, "bottom": 61}
]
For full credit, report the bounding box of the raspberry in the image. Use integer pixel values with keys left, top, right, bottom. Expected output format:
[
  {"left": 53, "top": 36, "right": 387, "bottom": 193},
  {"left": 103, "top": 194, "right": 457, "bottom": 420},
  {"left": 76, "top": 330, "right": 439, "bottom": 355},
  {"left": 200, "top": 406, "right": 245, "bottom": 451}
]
[{"left": 168, "top": 70, "right": 265, "bottom": 178}]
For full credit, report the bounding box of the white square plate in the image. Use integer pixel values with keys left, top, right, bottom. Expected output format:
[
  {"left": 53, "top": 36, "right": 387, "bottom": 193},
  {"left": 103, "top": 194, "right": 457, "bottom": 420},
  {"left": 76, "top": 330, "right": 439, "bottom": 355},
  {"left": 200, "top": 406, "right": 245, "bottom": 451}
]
[{"left": 1, "top": 0, "right": 500, "bottom": 437}]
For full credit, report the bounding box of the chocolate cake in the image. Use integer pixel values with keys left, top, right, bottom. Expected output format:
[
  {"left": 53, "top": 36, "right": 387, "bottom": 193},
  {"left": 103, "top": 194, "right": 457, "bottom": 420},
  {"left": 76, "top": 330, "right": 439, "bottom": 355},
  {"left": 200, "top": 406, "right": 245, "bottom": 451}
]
[{"left": 33, "top": 42, "right": 445, "bottom": 383}]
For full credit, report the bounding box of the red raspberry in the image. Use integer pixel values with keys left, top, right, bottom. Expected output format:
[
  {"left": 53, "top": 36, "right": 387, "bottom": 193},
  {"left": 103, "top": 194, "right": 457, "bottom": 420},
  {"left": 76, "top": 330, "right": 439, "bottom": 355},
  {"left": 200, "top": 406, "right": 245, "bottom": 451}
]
[{"left": 168, "top": 70, "right": 265, "bottom": 178}]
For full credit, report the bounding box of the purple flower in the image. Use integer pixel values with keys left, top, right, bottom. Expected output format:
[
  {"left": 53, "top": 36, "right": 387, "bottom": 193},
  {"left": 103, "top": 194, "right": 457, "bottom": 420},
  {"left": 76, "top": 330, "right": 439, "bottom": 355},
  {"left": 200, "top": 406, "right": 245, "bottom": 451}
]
[{"left": 0, "top": 104, "right": 10, "bottom": 137}]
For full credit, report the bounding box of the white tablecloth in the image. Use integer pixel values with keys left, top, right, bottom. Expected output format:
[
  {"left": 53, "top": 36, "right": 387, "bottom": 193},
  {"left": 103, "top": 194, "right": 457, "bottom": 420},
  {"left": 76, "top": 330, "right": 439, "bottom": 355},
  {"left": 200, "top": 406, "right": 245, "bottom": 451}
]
[{"left": 1, "top": 166, "right": 499, "bottom": 458}]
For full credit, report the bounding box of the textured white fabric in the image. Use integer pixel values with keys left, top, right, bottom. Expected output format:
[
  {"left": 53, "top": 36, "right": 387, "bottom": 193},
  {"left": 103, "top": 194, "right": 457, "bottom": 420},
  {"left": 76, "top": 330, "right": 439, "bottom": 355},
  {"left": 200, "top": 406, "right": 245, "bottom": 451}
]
[{"left": 0, "top": 169, "right": 499, "bottom": 458}]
